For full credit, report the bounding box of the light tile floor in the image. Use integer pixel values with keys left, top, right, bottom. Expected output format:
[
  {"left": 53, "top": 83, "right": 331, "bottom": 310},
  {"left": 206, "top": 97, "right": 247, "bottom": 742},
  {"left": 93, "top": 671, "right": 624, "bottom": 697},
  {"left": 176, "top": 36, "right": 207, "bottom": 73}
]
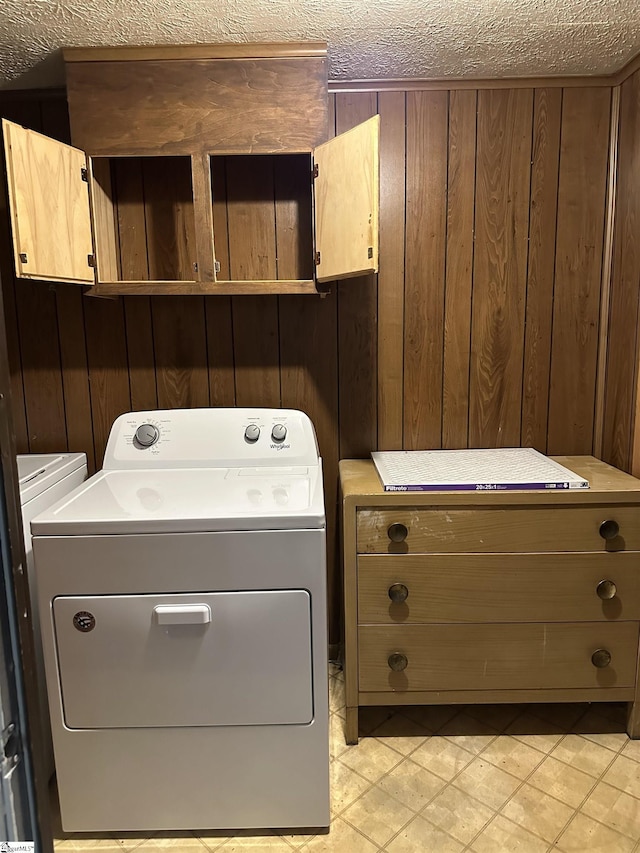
[{"left": 51, "top": 665, "right": 640, "bottom": 852}]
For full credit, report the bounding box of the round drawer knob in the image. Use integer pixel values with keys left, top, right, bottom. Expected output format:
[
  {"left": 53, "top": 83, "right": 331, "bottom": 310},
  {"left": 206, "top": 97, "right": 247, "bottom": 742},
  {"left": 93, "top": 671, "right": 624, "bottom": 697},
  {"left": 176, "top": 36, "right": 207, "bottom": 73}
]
[
  {"left": 387, "top": 523, "right": 408, "bottom": 543},
  {"left": 591, "top": 648, "right": 612, "bottom": 668},
  {"left": 599, "top": 519, "right": 620, "bottom": 540},
  {"left": 388, "top": 652, "right": 408, "bottom": 672},
  {"left": 388, "top": 583, "right": 409, "bottom": 603},
  {"left": 596, "top": 579, "right": 617, "bottom": 600}
]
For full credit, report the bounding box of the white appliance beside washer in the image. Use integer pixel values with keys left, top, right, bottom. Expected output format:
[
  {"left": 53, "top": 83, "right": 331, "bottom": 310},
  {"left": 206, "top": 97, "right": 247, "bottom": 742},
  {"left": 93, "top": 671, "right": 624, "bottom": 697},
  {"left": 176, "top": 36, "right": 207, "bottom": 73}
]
[
  {"left": 31, "top": 408, "right": 329, "bottom": 833},
  {"left": 17, "top": 452, "right": 87, "bottom": 779}
]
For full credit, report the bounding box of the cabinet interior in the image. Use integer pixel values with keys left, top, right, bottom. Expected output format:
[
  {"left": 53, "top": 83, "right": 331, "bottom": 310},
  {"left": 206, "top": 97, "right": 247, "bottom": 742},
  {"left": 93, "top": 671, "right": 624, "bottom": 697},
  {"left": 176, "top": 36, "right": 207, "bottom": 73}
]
[
  {"left": 210, "top": 153, "right": 314, "bottom": 283},
  {"left": 92, "top": 155, "right": 197, "bottom": 283}
]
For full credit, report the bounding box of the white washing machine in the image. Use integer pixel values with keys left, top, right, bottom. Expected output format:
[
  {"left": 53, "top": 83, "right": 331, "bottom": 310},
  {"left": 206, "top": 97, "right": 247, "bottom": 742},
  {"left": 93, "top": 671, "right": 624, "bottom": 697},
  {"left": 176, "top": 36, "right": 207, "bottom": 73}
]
[
  {"left": 17, "top": 452, "right": 87, "bottom": 779},
  {"left": 31, "top": 408, "right": 329, "bottom": 833}
]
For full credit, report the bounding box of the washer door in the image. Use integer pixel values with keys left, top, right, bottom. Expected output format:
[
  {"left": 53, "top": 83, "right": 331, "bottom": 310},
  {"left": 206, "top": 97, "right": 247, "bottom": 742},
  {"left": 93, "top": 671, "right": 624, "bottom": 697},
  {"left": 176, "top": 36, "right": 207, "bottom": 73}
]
[{"left": 52, "top": 591, "right": 313, "bottom": 728}]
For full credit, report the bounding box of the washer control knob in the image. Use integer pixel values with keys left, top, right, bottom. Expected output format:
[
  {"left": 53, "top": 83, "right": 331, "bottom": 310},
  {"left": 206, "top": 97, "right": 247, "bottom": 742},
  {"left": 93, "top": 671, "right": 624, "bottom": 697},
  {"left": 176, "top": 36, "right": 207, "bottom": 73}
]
[
  {"left": 244, "top": 424, "right": 261, "bottom": 443},
  {"left": 134, "top": 423, "right": 159, "bottom": 448},
  {"left": 271, "top": 423, "right": 287, "bottom": 442}
]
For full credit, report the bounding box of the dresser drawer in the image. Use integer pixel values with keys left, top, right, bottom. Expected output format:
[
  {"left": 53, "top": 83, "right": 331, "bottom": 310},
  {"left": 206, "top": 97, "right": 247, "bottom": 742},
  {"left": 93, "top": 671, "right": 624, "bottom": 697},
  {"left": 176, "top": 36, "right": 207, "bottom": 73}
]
[
  {"left": 356, "top": 506, "right": 640, "bottom": 554},
  {"left": 357, "top": 553, "right": 640, "bottom": 623},
  {"left": 358, "top": 622, "right": 640, "bottom": 692}
]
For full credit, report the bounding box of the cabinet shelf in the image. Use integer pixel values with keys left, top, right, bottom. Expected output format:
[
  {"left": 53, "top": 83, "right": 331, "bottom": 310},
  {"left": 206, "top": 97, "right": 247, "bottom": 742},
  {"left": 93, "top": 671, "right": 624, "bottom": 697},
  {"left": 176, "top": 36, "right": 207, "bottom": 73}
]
[{"left": 91, "top": 279, "right": 318, "bottom": 297}]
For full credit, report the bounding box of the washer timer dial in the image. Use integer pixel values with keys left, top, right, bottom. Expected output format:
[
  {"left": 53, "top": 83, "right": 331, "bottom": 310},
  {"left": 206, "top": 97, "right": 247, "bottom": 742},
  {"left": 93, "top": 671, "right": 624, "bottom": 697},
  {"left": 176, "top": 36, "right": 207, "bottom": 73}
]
[
  {"left": 271, "top": 423, "right": 287, "bottom": 442},
  {"left": 244, "top": 424, "right": 261, "bottom": 443},
  {"left": 134, "top": 423, "right": 160, "bottom": 448}
]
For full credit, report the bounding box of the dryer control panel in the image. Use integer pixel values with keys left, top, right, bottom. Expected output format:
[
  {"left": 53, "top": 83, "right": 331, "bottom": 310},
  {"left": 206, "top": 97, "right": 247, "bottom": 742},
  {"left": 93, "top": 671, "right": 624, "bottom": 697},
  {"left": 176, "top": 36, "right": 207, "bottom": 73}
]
[{"left": 103, "top": 408, "right": 320, "bottom": 470}]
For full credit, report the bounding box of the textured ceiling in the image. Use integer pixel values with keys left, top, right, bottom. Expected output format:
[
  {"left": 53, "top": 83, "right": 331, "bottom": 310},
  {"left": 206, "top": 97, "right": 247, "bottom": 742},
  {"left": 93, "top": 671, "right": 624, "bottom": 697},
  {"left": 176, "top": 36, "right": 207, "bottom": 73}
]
[{"left": 1, "top": 0, "right": 640, "bottom": 88}]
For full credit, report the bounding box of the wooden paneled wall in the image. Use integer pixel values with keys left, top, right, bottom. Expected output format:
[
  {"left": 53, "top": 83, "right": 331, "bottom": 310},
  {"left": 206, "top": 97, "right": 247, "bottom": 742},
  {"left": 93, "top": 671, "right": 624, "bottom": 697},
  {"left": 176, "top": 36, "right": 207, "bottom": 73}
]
[
  {"left": 0, "top": 83, "right": 617, "bottom": 642},
  {"left": 602, "top": 68, "right": 640, "bottom": 475}
]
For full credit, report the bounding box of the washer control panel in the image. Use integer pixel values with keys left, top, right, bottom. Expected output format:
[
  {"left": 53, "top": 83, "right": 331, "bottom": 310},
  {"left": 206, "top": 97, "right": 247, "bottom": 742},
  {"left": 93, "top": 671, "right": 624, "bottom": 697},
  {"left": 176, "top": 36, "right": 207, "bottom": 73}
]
[{"left": 103, "top": 408, "right": 319, "bottom": 470}]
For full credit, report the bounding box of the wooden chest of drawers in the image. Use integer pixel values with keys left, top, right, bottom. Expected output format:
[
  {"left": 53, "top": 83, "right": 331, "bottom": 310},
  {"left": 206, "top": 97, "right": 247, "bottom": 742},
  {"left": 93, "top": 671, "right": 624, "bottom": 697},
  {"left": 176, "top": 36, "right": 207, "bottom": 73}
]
[{"left": 339, "top": 456, "right": 640, "bottom": 743}]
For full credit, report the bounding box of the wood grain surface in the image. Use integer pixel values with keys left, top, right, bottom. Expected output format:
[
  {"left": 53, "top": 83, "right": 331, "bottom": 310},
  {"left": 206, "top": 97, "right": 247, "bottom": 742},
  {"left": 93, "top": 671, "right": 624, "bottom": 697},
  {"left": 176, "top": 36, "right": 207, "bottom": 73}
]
[
  {"left": 313, "top": 115, "right": 379, "bottom": 283},
  {"left": 377, "top": 92, "right": 406, "bottom": 450},
  {"left": 64, "top": 43, "right": 328, "bottom": 63},
  {"left": 14, "top": 280, "right": 67, "bottom": 452},
  {"left": 442, "top": 89, "right": 477, "bottom": 449},
  {"left": 82, "top": 295, "right": 131, "bottom": 466},
  {"left": 3, "top": 120, "right": 94, "bottom": 283},
  {"left": 66, "top": 57, "right": 328, "bottom": 156},
  {"left": 0, "top": 80, "right": 626, "bottom": 643},
  {"left": 469, "top": 88, "right": 533, "bottom": 448},
  {"left": 335, "top": 92, "right": 379, "bottom": 459},
  {"left": 548, "top": 88, "right": 611, "bottom": 455},
  {"left": 603, "top": 71, "right": 640, "bottom": 473},
  {"left": 0, "top": 99, "right": 41, "bottom": 453},
  {"left": 521, "top": 88, "right": 562, "bottom": 451},
  {"left": 358, "top": 622, "right": 639, "bottom": 692},
  {"left": 357, "top": 552, "right": 640, "bottom": 623},
  {"left": 404, "top": 91, "right": 448, "bottom": 450}
]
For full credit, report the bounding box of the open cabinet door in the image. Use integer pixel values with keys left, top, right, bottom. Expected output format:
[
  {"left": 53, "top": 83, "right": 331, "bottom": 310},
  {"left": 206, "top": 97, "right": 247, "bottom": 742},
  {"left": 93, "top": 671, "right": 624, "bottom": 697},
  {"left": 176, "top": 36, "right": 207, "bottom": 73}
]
[
  {"left": 313, "top": 114, "right": 379, "bottom": 284},
  {"left": 2, "top": 119, "right": 94, "bottom": 285}
]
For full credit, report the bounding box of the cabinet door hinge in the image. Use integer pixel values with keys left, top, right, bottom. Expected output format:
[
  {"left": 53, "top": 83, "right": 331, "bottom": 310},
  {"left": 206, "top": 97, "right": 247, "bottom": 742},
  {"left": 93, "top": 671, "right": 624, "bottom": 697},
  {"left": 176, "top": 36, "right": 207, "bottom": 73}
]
[
  {"left": 19, "top": 252, "right": 28, "bottom": 264},
  {"left": 81, "top": 167, "right": 89, "bottom": 182},
  {"left": 87, "top": 254, "right": 96, "bottom": 268},
  {"left": 313, "top": 164, "right": 319, "bottom": 179},
  {"left": 314, "top": 251, "right": 321, "bottom": 266},
  {"left": 368, "top": 246, "right": 373, "bottom": 259},
  {"left": 214, "top": 260, "right": 221, "bottom": 275}
]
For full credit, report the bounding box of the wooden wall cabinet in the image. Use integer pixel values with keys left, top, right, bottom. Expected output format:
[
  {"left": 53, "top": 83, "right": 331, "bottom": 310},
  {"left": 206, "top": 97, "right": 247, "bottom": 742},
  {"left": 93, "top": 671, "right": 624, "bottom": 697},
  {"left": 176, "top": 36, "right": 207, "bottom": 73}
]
[
  {"left": 1, "top": 44, "right": 380, "bottom": 296},
  {"left": 2, "top": 116, "right": 379, "bottom": 295},
  {"left": 340, "top": 457, "right": 640, "bottom": 744}
]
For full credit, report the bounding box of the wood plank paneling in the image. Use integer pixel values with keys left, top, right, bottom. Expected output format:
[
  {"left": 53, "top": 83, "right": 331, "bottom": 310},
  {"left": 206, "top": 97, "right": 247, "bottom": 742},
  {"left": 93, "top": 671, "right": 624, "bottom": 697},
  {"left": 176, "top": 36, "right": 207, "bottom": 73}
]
[
  {"left": 548, "top": 88, "right": 611, "bottom": 454},
  {"left": 377, "top": 91, "right": 406, "bottom": 450},
  {"left": 226, "top": 155, "right": 281, "bottom": 406},
  {"left": 226, "top": 155, "right": 277, "bottom": 281},
  {"left": 336, "top": 92, "right": 378, "bottom": 459},
  {"left": 443, "top": 89, "right": 477, "bottom": 449},
  {"left": 404, "top": 91, "right": 449, "bottom": 450},
  {"left": 274, "top": 154, "right": 314, "bottom": 282},
  {"left": 151, "top": 297, "right": 209, "bottom": 409},
  {"left": 0, "top": 81, "right": 621, "bottom": 648},
  {"left": 143, "top": 158, "right": 208, "bottom": 409},
  {"left": 114, "top": 159, "right": 148, "bottom": 281},
  {"left": 205, "top": 296, "right": 236, "bottom": 406},
  {"left": 143, "top": 157, "right": 196, "bottom": 280},
  {"left": 124, "top": 297, "right": 158, "bottom": 413},
  {"left": 54, "top": 286, "right": 95, "bottom": 470},
  {"left": 603, "top": 72, "right": 640, "bottom": 471},
  {"left": 114, "top": 159, "right": 159, "bottom": 413},
  {"left": 469, "top": 88, "right": 533, "bottom": 448},
  {"left": 279, "top": 290, "right": 339, "bottom": 645},
  {"left": 14, "top": 280, "right": 67, "bottom": 452},
  {"left": 233, "top": 296, "right": 281, "bottom": 407},
  {"left": 521, "top": 88, "right": 562, "bottom": 452},
  {"left": 83, "top": 296, "right": 131, "bottom": 465},
  {"left": 207, "top": 159, "right": 236, "bottom": 406}
]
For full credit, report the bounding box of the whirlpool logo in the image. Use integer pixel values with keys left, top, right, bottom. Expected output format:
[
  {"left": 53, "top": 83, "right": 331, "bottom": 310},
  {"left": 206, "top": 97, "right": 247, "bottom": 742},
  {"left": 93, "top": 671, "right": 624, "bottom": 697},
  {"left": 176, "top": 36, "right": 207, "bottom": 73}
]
[{"left": 73, "top": 611, "right": 96, "bottom": 632}]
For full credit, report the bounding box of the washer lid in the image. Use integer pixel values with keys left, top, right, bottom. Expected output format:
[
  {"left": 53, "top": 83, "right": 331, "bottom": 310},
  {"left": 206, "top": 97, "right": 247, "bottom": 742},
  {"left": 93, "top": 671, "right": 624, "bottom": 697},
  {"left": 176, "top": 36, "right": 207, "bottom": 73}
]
[
  {"left": 17, "top": 453, "right": 87, "bottom": 505},
  {"left": 30, "top": 464, "right": 325, "bottom": 534}
]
